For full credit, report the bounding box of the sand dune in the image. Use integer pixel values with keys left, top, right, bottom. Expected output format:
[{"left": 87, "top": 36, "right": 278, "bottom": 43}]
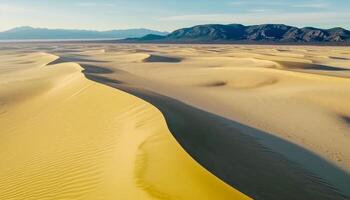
[
  {"left": 52, "top": 44, "right": 350, "bottom": 196},
  {"left": 1, "top": 43, "right": 350, "bottom": 199},
  {"left": 36, "top": 45, "right": 350, "bottom": 168},
  {"left": 277, "top": 61, "right": 350, "bottom": 72},
  {"left": 0, "top": 50, "right": 249, "bottom": 199},
  {"left": 81, "top": 45, "right": 350, "bottom": 173}
]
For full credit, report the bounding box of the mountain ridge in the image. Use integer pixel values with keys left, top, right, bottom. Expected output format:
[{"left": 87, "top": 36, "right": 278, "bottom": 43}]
[{"left": 126, "top": 23, "right": 350, "bottom": 43}]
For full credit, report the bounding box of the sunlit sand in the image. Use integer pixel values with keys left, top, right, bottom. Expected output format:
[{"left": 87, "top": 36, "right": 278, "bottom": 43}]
[
  {"left": 1, "top": 43, "right": 350, "bottom": 199},
  {"left": 0, "top": 49, "right": 249, "bottom": 199},
  {"left": 90, "top": 44, "right": 350, "bottom": 171}
]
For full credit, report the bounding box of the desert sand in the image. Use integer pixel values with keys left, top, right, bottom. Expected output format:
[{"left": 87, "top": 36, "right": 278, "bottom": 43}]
[
  {"left": 0, "top": 48, "right": 249, "bottom": 199},
  {"left": 0, "top": 43, "right": 350, "bottom": 199},
  {"left": 86, "top": 44, "right": 350, "bottom": 171}
]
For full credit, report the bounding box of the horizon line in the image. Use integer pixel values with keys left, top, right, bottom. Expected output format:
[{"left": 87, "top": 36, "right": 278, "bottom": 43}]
[{"left": 1, "top": 23, "right": 349, "bottom": 33}]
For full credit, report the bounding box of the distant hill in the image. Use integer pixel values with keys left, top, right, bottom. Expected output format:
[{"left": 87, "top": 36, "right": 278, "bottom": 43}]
[
  {"left": 0, "top": 26, "right": 168, "bottom": 40},
  {"left": 126, "top": 24, "right": 350, "bottom": 44}
]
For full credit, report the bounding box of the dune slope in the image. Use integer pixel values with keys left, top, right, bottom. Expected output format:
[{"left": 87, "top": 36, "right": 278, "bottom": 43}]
[
  {"left": 53, "top": 44, "right": 350, "bottom": 198},
  {"left": 85, "top": 45, "right": 350, "bottom": 172},
  {"left": 0, "top": 52, "right": 250, "bottom": 199}
]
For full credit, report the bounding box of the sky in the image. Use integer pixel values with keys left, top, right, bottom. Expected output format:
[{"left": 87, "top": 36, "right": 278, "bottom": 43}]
[{"left": 0, "top": 0, "right": 349, "bottom": 32}]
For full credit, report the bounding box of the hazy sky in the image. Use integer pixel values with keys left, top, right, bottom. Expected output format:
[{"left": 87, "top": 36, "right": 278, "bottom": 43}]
[{"left": 0, "top": 0, "right": 349, "bottom": 31}]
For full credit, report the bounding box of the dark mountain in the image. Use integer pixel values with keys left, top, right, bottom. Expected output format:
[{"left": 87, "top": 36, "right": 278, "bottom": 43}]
[
  {"left": 133, "top": 34, "right": 166, "bottom": 40},
  {"left": 0, "top": 26, "right": 168, "bottom": 40},
  {"left": 129, "top": 24, "right": 350, "bottom": 43}
]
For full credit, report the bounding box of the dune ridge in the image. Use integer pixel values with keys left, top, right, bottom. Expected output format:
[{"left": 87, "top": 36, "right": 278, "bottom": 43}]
[
  {"left": 0, "top": 51, "right": 250, "bottom": 199},
  {"left": 81, "top": 44, "right": 350, "bottom": 172},
  {"left": 48, "top": 44, "right": 350, "bottom": 197}
]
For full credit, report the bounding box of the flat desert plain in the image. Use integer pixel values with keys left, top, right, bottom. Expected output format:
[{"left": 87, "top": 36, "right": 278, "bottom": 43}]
[{"left": 0, "top": 43, "right": 349, "bottom": 200}]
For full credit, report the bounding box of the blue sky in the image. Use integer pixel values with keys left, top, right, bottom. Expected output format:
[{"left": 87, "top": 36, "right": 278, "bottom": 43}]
[{"left": 0, "top": 0, "right": 349, "bottom": 31}]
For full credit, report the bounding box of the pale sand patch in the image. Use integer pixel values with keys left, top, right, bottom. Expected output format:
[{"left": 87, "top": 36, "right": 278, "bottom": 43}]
[{"left": 0, "top": 51, "right": 249, "bottom": 199}]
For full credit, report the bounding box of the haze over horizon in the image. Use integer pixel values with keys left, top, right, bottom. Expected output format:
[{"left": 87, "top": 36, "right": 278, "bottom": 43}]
[{"left": 0, "top": 0, "right": 349, "bottom": 32}]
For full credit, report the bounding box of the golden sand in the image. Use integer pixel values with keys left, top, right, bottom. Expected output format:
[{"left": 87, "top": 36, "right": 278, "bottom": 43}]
[
  {"left": 81, "top": 44, "right": 350, "bottom": 172},
  {"left": 1, "top": 43, "right": 350, "bottom": 199},
  {"left": 0, "top": 50, "right": 250, "bottom": 199}
]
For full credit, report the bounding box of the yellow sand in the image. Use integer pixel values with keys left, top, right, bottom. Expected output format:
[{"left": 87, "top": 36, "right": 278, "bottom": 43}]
[
  {"left": 0, "top": 51, "right": 250, "bottom": 199},
  {"left": 81, "top": 44, "right": 350, "bottom": 172}
]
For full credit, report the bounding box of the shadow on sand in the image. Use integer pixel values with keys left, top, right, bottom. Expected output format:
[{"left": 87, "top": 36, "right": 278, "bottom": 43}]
[
  {"left": 51, "top": 55, "right": 350, "bottom": 200},
  {"left": 85, "top": 73, "right": 350, "bottom": 200}
]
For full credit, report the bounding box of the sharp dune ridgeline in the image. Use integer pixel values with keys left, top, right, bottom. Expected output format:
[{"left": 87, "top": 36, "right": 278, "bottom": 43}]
[{"left": 0, "top": 43, "right": 350, "bottom": 200}]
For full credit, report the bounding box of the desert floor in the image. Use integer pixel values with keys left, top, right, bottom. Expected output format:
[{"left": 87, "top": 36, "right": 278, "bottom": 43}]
[{"left": 0, "top": 43, "right": 349, "bottom": 200}]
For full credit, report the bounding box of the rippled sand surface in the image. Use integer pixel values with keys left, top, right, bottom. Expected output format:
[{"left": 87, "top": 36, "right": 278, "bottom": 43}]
[
  {"left": 0, "top": 46, "right": 249, "bottom": 199},
  {"left": 1, "top": 43, "right": 350, "bottom": 199}
]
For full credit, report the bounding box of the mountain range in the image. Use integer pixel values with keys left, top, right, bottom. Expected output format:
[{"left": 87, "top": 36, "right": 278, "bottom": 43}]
[
  {"left": 129, "top": 24, "right": 350, "bottom": 43},
  {"left": 0, "top": 26, "right": 168, "bottom": 40},
  {"left": 2, "top": 24, "right": 349, "bottom": 43}
]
